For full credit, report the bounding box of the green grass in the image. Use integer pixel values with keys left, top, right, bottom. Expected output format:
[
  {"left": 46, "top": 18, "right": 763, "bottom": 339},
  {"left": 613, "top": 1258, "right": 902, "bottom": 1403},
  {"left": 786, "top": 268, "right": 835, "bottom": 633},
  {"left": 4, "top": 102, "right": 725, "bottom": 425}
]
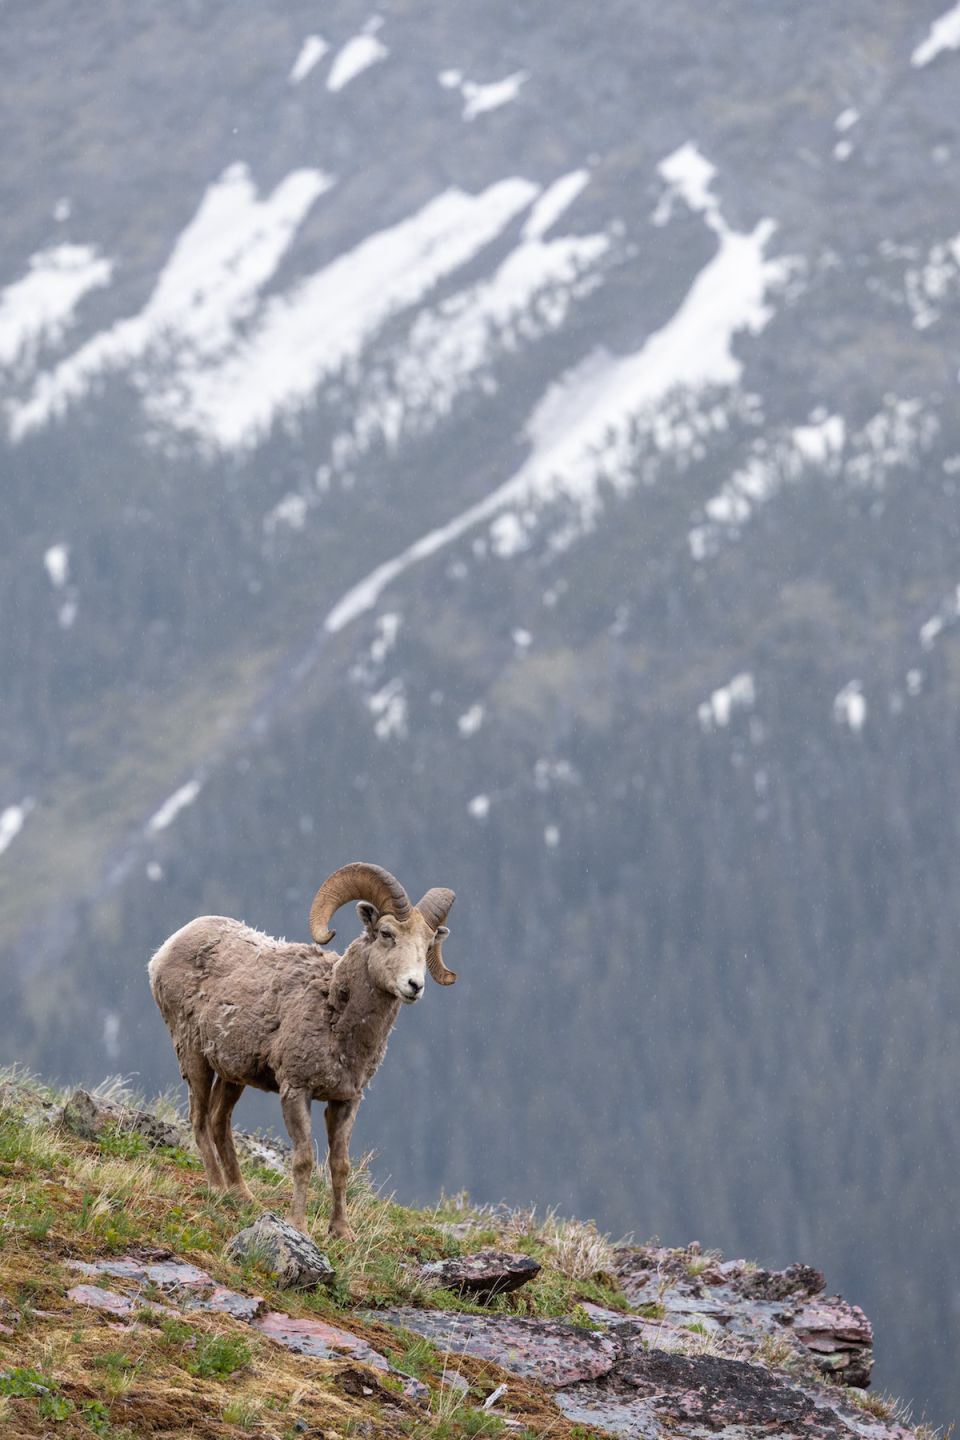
[
  {"left": 4, "top": 1071, "right": 894, "bottom": 1440},
  {"left": 185, "top": 1333, "right": 252, "bottom": 1379}
]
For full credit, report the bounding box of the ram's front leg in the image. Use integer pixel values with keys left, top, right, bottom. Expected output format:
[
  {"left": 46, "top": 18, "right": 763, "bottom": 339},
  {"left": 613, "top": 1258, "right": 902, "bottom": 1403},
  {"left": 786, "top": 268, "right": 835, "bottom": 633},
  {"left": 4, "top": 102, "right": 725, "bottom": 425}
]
[
  {"left": 325, "top": 1098, "right": 360, "bottom": 1241},
  {"left": 280, "top": 1088, "right": 314, "bottom": 1232}
]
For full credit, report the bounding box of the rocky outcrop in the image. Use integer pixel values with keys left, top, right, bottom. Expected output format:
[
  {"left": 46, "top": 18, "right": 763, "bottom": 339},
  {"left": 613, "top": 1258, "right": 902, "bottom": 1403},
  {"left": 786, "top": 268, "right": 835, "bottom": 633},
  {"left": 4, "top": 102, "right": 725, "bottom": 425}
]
[
  {"left": 418, "top": 1248, "right": 541, "bottom": 1301},
  {"left": 63, "top": 1239, "right": 915, "bottom": 1440},
  {"left": 613, "top": 1244, "right": 874, "bottom": 1387},
  {"left": 371, "top": 1295, "right": 905, "bottom": 1440},
  {"left": 225, "top": 1212, "right": 334, "bottom": 1290}
]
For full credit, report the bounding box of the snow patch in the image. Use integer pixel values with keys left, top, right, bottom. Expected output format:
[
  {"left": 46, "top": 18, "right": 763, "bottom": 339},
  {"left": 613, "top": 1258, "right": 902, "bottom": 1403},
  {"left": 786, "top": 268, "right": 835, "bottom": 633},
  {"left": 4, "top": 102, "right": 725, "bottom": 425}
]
[
  {"left": 58, "top": 598, "right": 78, "bottom": 629},
  {"left": 9, "top": 165, "right": 332, "bottom": 443},
  {"left": 154, "top": 179, "right": 538, "bottom": 452},
  {"left": 147, "top": 778, "right": 203, "bottom": 833},
  {"left": 44, "top": 543, "right": 70, "bottom": 588},
  {"left": 461, "top": 71, "right": 528, "bottom": 121},
  {"left": 904, "top": 233, "right": 960, "bottom": 329},
  {"left": 0, "top": 799, "right": 34, "bottom": 857},
  {"left": 918, "top": 584, "right": 960, "bottom": 649},
  {"left": 834, "top": 683, "right": 867, "bottom": 733},
  {"left": 835, "top": 108, "right": 860, "bottom": 132},
  {"left": 522, "top": 170, "right": 590, "bottom": 241},
  {"left": 325, "top": 153, "right": 792, "bottom": 630},
  {"left": 653, "top": 143, "right": 719, "bottom": 226},
  {"left": 0, "top": 245, "right": 112, "bottom": 372},
  {"left": 912, "top": 4, "right": 960, "bottom": 66},
  {"left": 544, "top": 824, "right": 560, "bottom": 848},
  {"left": 698, "top": 673, "right": 755, "bottom": 731},
  {"left": 264, "top": 493, "right": 308, "bottom": 533},
  {"left": 467, "top": 794, "right": 490, "bottom": 819},
  {"left": 368, "top": 677, "right": 407, "bottom": 740},
  {"left": 289, "top": 35, "right": 329, "bottom": 84},
  {"left": 328, "top": 216, "right": 609, "bottom": 473},
  {"left": 370, "top": 613, "right": 401, "bottom": 665},
  {"left": 327, "top": 31, "right": 388, "bottom": 92},
  {"left": 457, "top": 704, "right": 484, "bottom": 736}
]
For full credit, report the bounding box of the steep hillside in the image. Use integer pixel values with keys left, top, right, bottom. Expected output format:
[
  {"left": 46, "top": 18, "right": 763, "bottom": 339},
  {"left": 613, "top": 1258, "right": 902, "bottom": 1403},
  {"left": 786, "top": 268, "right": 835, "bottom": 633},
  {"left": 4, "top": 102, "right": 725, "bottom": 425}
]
[
  {"left": 2, "top": 0, "right": 960, "bottom": 1424},
  {"left": 0, "top": 1077, "right": 940, "bottom": 1439}
]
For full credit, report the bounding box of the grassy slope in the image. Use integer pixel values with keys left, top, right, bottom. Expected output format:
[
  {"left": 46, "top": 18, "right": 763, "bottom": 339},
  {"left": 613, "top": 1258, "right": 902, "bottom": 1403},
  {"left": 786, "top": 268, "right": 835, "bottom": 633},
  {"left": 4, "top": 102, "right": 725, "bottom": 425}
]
[
  {"left": 0, "top": 1076, "right": 631, "bottom": 1440},
  {"left": 0, "top": 1075, "right": 928, "bottom": 1440}
]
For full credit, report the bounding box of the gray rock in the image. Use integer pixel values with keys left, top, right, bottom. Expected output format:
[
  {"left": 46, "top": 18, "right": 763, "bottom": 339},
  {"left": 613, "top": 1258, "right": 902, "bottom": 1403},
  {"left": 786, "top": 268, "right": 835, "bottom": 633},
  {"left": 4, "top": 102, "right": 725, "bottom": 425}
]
[
  {"left": 57, "top": 1088, "right": 185, "bottom": 1148},
  {"left": 419, "top": 1248, "right": 541, "bottom": 1301},
  {"left": 369, "top": 1307, "right": 618, "bottom": 1387},
  {"left": 226, "top": 1211, "right": 335, "bottom": 1290}
]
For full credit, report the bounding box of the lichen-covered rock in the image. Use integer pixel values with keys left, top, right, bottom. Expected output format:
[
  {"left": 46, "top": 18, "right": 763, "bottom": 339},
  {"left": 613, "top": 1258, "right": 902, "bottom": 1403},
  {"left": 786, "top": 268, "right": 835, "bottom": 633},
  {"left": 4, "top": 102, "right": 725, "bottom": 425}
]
[
  {"left": 57, "top": 1088, "right": 185, "bottom": 1148},
  {"left": 370, "top": 1307, "right": 619, "bottom": 1387},
  {"left": 418, "top": 1248, "right": 541, "bottom": 1300},
  {"left": 613, "top": 1244, "right": 874, "bottom": 1387},
  {"left": 793, "top": 1296, "right": 873, "bottom": 1387},
  {"left": 225, "top": 1211, "right": 334, "bottom": 1289},
  {"left": 558, "top": 1348, "right": 913, "bottom": 1440},
  {"left": 68, "top": 1254, "right": 214, "bottom": 1289},
  {"left": 253, "top": 1313, "right": 428, "bottom": 1400}
]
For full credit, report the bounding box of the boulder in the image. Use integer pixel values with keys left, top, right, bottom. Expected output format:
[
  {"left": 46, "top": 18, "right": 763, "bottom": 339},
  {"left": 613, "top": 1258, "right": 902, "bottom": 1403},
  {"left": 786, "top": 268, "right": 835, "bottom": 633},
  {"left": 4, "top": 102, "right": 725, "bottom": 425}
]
[
  {"left": 226, "top": 1211, "right": 334, "bottom": 1290},
  {"left": 419, "top": 1248, "right": 541, "bottom": 1301},
  {"left": 57, "top": 1088, "right": 185, "bottom": 1148}
]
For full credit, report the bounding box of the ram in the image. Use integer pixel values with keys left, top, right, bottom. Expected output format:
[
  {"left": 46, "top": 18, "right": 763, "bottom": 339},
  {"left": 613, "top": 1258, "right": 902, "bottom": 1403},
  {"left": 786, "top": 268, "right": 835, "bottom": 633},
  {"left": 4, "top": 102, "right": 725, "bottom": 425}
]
[{"left": 148, "top": 862, "right": 455, "bottom": 1238}]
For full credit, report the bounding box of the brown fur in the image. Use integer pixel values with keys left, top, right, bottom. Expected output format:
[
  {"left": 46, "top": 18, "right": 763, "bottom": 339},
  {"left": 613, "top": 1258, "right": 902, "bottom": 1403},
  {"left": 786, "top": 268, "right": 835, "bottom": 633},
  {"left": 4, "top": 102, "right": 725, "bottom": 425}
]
[{"left": 148, "top": 903, "right": 445, "bottom": 1237}]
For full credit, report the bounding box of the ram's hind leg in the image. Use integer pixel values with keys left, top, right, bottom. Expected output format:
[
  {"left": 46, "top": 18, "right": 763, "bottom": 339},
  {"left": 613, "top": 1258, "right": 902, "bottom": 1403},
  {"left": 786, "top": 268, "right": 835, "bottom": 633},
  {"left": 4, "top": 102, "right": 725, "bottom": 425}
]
[
  {"left": 182, "top": 1052, "right": 225, "bottom": 1189},
  {"left": 325, "top": 1098, "right": 360, "bottom": 1241},
  {"left": 210, "top": 1079, "right": 253, "bottom": 1200}
]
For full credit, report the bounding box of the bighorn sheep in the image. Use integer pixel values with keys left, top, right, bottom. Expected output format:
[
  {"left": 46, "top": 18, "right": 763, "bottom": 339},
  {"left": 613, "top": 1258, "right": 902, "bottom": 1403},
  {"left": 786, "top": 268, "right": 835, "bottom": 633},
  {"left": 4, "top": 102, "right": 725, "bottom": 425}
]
[{"left": 148, "top": 863, "right": 455, "bottom": 1238}]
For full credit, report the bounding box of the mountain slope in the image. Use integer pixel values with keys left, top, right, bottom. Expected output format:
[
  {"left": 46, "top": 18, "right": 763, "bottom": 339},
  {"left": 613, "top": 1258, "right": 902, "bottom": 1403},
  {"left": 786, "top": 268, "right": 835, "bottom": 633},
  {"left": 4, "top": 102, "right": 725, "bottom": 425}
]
[{"left": 2, "top": 0, "right": 960, "bottom": 1424}]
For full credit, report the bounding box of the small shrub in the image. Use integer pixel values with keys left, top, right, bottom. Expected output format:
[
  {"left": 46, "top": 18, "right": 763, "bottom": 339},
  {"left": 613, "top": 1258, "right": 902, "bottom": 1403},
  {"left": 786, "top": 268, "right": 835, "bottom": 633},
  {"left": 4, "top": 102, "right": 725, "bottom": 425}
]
[
  {"left": 187, "top": 1333, "right": 252, "bottom": 1379},
  {"left": 0, "top": 1366, "right": 57, "bottom": 1398}
]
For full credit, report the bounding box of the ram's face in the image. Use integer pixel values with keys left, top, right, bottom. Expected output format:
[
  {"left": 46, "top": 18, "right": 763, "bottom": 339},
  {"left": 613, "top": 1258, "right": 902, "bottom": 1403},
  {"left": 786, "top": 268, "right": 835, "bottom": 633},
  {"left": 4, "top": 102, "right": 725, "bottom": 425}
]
[{"left": 357, "top": 902, "right": 438, "bottom": 1004}]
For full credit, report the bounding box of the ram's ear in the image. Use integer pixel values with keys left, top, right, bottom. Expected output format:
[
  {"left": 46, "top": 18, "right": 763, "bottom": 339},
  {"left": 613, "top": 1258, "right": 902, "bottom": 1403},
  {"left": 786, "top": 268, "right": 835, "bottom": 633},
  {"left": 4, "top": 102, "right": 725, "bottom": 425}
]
[{"left": 356, "top": 901, "right": 381, "bottom": 936}]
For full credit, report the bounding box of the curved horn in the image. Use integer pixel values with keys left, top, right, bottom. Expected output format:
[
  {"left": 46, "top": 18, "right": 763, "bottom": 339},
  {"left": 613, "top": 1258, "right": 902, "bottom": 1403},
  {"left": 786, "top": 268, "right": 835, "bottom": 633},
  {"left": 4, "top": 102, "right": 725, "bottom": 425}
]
[
  {"left": 417, "top": 888, "right": 457, "bottom": 985},
  {"left": 416, "top": 887, "right": 455, "bottom": 930},
  {"left": 310, "top": 863, "right": 412, "bottom": 945}
]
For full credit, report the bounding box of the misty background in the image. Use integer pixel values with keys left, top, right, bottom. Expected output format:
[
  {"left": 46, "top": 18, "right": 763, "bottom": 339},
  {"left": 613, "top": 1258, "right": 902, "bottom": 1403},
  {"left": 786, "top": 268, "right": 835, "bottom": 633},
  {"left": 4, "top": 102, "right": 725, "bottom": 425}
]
[{"left": 2, "top": 0, "right": 960, "bottom": 1426}]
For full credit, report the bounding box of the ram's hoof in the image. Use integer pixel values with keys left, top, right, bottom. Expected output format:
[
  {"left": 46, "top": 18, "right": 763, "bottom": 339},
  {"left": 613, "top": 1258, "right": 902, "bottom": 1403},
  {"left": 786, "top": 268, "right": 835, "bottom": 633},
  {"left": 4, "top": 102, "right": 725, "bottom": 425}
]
[{"left": 328, "top": 1219, "right": 355, "bottom": 1242}]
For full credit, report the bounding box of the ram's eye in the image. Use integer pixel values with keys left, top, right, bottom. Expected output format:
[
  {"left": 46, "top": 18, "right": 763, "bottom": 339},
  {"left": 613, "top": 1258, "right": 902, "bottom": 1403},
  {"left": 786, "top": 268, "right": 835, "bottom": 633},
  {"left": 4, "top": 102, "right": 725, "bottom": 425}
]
[{"left": 379, "top": 929, "right": 395, "bottom": 944}]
